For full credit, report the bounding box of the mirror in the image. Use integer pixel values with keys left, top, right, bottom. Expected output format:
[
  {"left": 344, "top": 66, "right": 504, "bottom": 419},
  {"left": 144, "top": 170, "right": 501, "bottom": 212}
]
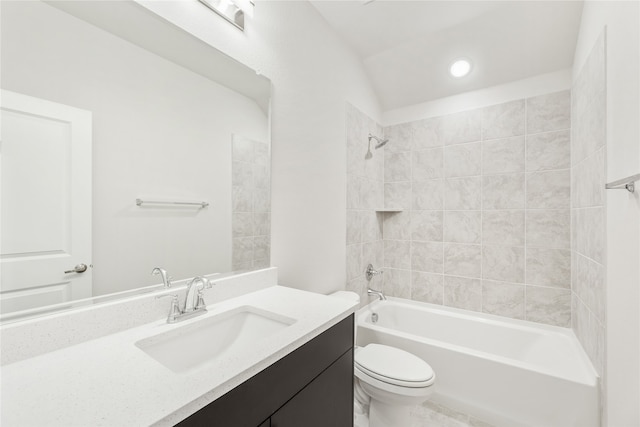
[{"left": 0, "top": 0, "right": 271, "bottom": 321}]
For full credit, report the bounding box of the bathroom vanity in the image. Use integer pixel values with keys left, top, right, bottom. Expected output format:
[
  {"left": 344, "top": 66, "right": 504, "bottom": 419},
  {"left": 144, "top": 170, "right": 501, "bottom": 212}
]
[
  {"left": 0, "top": 269, "right": 357, "bottom": 426},
  {"left": 179, "top": 315, "right": 353, "bottom": 427}
]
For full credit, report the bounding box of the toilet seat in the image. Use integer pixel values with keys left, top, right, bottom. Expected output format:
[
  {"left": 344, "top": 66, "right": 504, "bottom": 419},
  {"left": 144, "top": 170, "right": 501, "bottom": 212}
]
[{"left": 355, "top": 344, "right": 435, "bottom": 388}]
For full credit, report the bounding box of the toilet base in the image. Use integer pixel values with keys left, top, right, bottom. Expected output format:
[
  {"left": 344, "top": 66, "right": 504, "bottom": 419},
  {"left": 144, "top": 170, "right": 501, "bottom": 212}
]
[
  {"left": 369, "top": 399, "right": 413, "bottom": 427},
  {"left": 354, "top": 407, "right": 369, "bottom": 427}
]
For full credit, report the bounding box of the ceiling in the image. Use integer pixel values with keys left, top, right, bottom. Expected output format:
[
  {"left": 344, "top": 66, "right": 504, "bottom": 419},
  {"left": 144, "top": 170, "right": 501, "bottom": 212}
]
[{"left": 309, "top": 0, "right": 584, "bottom": 111}]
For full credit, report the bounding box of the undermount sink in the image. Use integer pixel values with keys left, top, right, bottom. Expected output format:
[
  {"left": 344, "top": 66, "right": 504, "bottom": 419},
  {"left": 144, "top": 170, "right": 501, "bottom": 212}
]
[{"left": 135, "top": 305, "right": 296, "bottom": 373}]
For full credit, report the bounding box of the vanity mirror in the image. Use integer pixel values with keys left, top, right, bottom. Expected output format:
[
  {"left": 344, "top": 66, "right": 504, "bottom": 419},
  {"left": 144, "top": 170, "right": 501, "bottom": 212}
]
[{"left": 0, "top": 0, "right": 271, "bottom": 321}]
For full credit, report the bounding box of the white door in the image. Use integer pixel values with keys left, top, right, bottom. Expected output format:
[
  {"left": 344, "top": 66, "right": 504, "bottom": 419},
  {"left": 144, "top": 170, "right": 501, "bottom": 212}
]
[{"left": 1, "top": 90, "right": 92, "bottom": 314}]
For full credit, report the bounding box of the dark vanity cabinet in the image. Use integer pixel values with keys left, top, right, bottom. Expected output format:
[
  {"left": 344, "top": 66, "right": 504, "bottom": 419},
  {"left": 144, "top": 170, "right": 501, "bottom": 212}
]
[{"left": 176, "top": 314, "right": 354, "bottom": 427}]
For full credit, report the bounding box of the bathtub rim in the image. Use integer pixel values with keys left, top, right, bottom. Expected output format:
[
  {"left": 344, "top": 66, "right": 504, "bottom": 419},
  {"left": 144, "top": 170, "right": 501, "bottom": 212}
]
[{"left": 356, "top": 297, "right": 599, "bottom": 387}]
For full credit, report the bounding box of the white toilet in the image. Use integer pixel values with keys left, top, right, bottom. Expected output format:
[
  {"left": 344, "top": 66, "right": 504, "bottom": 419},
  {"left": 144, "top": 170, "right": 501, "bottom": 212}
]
[
  {"left": 328, "top": 291, "right": 436, "bottom": 427},
  {"left": 354, "top": 343, "right": 435, "bottom": 427}
]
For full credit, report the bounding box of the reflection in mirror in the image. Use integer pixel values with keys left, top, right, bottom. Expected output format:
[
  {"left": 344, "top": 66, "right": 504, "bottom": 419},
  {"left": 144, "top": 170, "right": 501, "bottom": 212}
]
[{"left": 0, "top": 0, "right": 271, "bottom": 321}]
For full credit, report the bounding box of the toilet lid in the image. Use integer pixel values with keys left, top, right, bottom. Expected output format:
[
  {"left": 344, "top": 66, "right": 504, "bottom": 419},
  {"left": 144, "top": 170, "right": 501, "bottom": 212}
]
[{"left": 355, "top": 344, "right": 434, "bottom": 387}]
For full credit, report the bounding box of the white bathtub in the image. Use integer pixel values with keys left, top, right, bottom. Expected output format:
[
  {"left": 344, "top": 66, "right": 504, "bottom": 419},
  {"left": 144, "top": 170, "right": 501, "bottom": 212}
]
[{"left": 356, "top": 298, "right": 599, "bottom": 427}]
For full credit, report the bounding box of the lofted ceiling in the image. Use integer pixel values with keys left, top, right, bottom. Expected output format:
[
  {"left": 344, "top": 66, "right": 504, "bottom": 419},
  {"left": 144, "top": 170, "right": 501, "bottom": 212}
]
[{"left": 309, "top": 0, "right": 584, "bottom": 111}]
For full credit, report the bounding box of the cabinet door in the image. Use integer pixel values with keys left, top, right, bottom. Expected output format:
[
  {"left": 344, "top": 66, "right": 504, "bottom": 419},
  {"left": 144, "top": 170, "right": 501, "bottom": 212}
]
[{"left": 271, "top": 349, "right": 353, "bottom": 427}]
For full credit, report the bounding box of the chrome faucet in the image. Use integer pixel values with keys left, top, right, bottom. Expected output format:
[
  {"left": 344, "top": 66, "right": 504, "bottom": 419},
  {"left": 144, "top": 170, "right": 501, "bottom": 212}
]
[
  {"left": 367, "top": 288, "right": 387, "bottom": 301},
  {"left": 152, "top": 267, "right": 172, "bottom": 288},
  {"left": 156, "top": 275, "right": 214, "bottom": 323}
]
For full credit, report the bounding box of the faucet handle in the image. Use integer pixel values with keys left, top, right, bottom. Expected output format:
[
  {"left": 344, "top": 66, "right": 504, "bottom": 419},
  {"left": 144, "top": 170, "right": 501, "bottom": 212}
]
[
  {"left": 194, "top": 279, "right": 215, "bottom": 310},
  {"left": 156, "top": 294, "right": 181, "bottom": 323},
  {"left": 195, "top": 288, "right": 207, "bottom": 310}
]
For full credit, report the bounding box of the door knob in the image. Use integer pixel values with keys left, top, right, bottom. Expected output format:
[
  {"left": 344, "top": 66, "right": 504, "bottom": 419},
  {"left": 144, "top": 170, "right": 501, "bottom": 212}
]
[{"left": 64, "top": 264, "right": 88, "bottom": 274}]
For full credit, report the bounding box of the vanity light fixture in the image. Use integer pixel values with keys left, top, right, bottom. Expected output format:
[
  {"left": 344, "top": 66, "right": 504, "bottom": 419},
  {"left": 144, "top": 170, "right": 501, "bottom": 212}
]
[
  {"left": 199, "top": 0, "right": 245, "bottom": 30},
  {"left": 449, "top": 58, "right": 472, "bottom": 78}
]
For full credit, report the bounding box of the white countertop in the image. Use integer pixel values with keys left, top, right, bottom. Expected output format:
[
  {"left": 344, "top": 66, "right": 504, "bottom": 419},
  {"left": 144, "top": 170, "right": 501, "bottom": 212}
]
[{"left": 0, "top": 285, "right": 357, "bottom": 427}]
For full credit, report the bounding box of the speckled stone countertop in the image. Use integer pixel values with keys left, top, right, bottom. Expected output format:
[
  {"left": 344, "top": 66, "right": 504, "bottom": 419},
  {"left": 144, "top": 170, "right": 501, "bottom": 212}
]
[{"left": 1, "top": 285, "right": 357, "bottom": 426}]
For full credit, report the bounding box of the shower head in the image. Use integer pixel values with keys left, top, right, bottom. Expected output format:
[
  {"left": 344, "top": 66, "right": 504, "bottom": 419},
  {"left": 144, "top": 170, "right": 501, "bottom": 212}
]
[{"left": 368, "top": 134, "right": 389, "bottom": 149}]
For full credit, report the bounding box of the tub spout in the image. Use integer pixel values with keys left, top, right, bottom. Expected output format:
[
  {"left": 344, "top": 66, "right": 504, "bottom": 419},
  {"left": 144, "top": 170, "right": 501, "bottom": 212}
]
[{"left": 367, "top": 288, "right": 386, "bottom": 301}]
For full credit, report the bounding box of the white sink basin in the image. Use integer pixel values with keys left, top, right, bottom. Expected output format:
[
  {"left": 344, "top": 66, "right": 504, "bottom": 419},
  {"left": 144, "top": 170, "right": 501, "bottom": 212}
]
[{"left": 135, "top": 305, "right": 296, "bottom": 373}]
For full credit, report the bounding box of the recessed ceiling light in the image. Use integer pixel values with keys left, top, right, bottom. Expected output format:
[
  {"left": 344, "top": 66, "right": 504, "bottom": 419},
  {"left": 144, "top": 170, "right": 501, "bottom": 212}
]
[{"left": 449, "top": 59, "right": 472, "bottom": 78}]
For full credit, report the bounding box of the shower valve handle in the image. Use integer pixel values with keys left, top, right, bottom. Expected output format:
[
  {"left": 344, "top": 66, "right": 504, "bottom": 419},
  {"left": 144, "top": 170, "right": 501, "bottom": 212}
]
[{"left": 366, "top": 264, "right": 383, "bottom": 281}]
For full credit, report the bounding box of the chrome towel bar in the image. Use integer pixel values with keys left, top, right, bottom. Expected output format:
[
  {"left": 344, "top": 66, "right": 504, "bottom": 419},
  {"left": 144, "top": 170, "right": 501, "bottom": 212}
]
[
  {"left": 605, "top": 173, "right": 640, "bottom": 193},
  {"left": 135, "top": 198, "right": 209, "bottom": 208}
]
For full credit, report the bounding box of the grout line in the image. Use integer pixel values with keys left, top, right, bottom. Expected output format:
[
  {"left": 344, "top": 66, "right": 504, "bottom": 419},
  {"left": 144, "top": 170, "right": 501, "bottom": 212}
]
[
  {"left": 441, "top": 136, "right": 446, "bottom": 306},
  {"left": 480, "top": 132, "right": 484, "bottom": 314},
  {"left": 524, "top": 98, "right": 528, "bottom": 322}
]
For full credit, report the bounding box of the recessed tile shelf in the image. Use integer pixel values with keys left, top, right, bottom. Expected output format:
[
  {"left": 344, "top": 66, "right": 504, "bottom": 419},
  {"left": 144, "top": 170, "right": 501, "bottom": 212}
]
[{"left": 375, "top": 208, "right": 404, "bottom": 213}]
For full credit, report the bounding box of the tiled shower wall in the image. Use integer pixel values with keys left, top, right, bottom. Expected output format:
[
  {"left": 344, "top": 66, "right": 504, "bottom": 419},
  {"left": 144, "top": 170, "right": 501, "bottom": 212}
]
[
  {"left": 232, "top": 134, "right": 271, "bottom": 271},
  {"left": 378, "top": 91, "right": 573, "bottom": 327},
  {"left": 571, "top": 31, "right": 606, "bottom": 377},
  {"left": 346, "top": 104, "right": 385, "bottom": 304}
]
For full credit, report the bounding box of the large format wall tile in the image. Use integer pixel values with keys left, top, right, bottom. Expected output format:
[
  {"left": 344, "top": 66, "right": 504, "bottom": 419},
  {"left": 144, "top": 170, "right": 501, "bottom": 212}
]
[
  {"left": 574, "top": 147, "right": 605, "bottom": 208},
  {"left": 412, "top": 148, "right": 443, "bottom": 181},
  {"left": 254, "top": 212, "right": 270, "bottom": 237},
  {"left": 526, "top": 130, "right": 570, "bottom": 171},
  {"left": 384, "top": 122, "right": 413, "bottom": 153},
  {"left": 346, "top": 210, "right": 363, "bottom": 245},
  {"left": 444, "top": 142, "right": 481, "bottom": 177},
  {"left": 444, "top": 243, "right": 481, "bottom": 278},
  {"left": 385, "top": 151, "right": 412, "bottom": 182},
  {"left": 412, "top": 180, "right": 444, "bottom": 210},
  {"left": 443, "top": 211, "right": 481, "bottom": 244},
  {"left": 482, "top": 210, "right": 525, "bottom": 246},
  {"left": 347, "top": 244, "right": 363, "bottom": 282},
  {"left": 369, "top": 90, "right": 573, "bottom": 327},
  {"left": 526, "top": 170, "right": 571, "bottom": 209},
  {"left": 384, "top": 239, "right": 411, "bottom": 270},
  {"left": 481, "top": 99, "right": 525, "bottom": 140},
  {"left": 526, "top": 247, "right": 571, "bottom": 288},
  {"left": 482, "top": 280, "right": 525, "bottom": 319},
  {"left": 525, "top": 286, "right": 571, "bottom": 327},
  {"left": 444, "top": 275, "right": 482, "bottom": 311},
  {"left": 482, "top": 136, "right": 525, "bottom": 174},
  {"left": 482, "top": 245, "right": 525, "bottom": 283},
  {"left": 440, "top": 109, "right": 482, "bottom": 145},
  {"left": 482, "top": 174, "right": 525, "bottom": 209},
  {"left": 526, "top": 90, "right": 571, "bottom": 134},
  {"left": 412, "top": 117, "right": 443, "bottom": 150},
  {"left": 526, "top": 210, "right": 570, "bottom": 249},
  {"left": 576, "top": 207, "right": 605, "bottom": 264},
  {"left": 445, "top": 177, "right": 482, "bottom": 210},
  {"left": 411, "top": 241, "right": 444, "bottom": 273},
  {"left": 362, "top": 211, "right": 383, "bottom": 242},
  {"left": 383, "top": 268, "right": 411, "bottom": 298},
  {"left": 575, "top": 253, "right": 605, "bottom": 321},
  {"left": 233, "top": 212, "right": 253, "bottom": 237},
  {"left": 411, "top": 271, "right": 444, "bottom": 304},
  {"left": 385, "top": 182, "right": 412, "bottom": 209},
  {"left": 411, "top": 210, "right": 443, "bottom": 242}
]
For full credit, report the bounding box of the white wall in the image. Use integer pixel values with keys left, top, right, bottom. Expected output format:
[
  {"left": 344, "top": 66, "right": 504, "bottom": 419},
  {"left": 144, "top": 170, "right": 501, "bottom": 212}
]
[
  {"left": 573, "top": 2, "right": 640, "bottom": 426},
  {"left": 1, "top": 1, "right": 268, "bottom": 295},
  {"left": 140, "top": 0, "right": 382, "bottom": 294}
]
